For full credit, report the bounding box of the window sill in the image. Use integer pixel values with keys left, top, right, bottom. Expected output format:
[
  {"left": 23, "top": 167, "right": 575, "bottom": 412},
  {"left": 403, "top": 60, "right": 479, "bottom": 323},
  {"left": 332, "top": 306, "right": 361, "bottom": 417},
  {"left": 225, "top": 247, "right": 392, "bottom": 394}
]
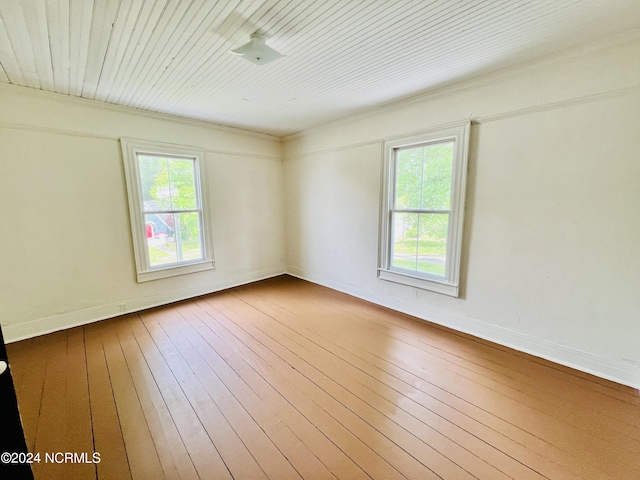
[
  {"left": 377, "top": 269, "right": 459, "bottom": 297},
  {"left": 137, "top": 260, "right": 215, "bottom": 283}
]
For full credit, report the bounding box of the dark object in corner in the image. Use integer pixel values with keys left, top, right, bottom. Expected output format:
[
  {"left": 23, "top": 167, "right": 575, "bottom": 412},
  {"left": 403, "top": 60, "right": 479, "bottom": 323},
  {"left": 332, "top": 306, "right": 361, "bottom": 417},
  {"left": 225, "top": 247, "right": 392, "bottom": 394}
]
[{"left": 0, "top": 326, "right": 34, "bottom": 480}]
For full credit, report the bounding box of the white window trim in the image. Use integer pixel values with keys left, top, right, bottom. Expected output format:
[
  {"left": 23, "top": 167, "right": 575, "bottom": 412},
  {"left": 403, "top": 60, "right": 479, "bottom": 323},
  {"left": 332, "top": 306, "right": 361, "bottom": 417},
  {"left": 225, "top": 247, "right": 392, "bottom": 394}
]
[
  {"left": 378, "top": 121, "right": 470, "bottom": 297},
  {"left": 121, "top": 137, "right": 215, "bottom": 282}
]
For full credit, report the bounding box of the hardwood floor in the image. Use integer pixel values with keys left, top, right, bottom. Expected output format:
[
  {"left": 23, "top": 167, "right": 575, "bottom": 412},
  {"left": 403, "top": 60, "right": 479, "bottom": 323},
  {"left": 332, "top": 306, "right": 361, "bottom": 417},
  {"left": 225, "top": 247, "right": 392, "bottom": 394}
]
[{"left": 6, "top": 275, "right": 640, "bottom": 479}]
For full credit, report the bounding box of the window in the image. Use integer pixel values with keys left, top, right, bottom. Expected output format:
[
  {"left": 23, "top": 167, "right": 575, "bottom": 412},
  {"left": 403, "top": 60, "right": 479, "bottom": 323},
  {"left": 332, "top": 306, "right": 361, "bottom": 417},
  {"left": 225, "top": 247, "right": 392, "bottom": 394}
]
[
  {"left": 378, "top": 122, "right": 470, "bottom": 297},
  {"left": 121, "top": 138, "right": 214, "bottom": 282}
]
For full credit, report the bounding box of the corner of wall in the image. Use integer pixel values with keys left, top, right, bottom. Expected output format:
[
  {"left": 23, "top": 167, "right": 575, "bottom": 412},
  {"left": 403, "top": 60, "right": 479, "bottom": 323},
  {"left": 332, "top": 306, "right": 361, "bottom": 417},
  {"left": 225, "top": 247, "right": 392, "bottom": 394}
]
[{"left": 3, "top": 267, "right": 286, "bottom": 343}]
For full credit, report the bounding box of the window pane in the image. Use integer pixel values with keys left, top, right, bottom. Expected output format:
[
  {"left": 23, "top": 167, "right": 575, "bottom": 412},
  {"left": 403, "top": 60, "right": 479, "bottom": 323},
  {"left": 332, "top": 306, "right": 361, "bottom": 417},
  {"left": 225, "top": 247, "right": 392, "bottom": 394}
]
[
  {"left": 416, "top": 213, "right": 448, "bottom": 277},
  {"left": 145, "top": 213, "right": 177, "bottom": 266},
  {"left": 138, "top": 155, "right": 171, "bottom": 211},
  {"left": 395, "top": 142, "right": 453, "bottom": 211},
  {"left": 421, "top": 142, "right": 453, "bottom": 210},
  {"left": 391, "top": 212, "right": 418, "bottom": 271},
  {"left": 176, "top": 212, "right": 202, "bottom": 261},
  {"left": 391, "top": 212, "right": 448, "bottom": 277},
  {"left": 394, "top": 147, "right": 423, "bottom": 209},
  {"left": 168, "top": 158, "right": 197, "bottom": 210}
]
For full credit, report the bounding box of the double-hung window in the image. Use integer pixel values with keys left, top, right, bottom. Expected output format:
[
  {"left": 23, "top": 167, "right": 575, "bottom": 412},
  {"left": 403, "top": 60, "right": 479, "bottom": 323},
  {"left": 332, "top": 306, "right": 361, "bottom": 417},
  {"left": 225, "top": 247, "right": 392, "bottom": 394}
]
[
  {"left": 121, "top": 138, "right": 215, "bottom": 282},
  {"left": 378, "top": 122, "right": 470, "bottom": 297}
]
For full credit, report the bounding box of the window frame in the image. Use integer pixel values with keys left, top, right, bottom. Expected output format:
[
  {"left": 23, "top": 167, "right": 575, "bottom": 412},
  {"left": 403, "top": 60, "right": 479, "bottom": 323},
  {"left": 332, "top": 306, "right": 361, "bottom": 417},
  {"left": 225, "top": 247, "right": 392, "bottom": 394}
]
[
  {"left": 378, "top": 121, "right": 470, "bottom": 297},
  {"left": 121, "top": 138, "right": 215, "bottom": 282}
]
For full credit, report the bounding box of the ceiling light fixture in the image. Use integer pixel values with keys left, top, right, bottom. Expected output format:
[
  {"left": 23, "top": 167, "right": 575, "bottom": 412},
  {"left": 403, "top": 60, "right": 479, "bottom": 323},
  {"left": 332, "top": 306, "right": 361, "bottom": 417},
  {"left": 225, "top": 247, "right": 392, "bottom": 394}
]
[{"left": 230, "top": 32, "right": 285, "bottom": 66}]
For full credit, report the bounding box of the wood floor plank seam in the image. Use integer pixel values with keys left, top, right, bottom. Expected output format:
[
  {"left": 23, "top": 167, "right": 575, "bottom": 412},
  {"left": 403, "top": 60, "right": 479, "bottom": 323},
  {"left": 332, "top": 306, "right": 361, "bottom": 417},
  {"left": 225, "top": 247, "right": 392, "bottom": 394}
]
[
  {"left": 62, "top": 328, "right": 95, "bottom": 480},
  {"left": 233, "top": 282, "right": 615, "bottom": 479},
  {"left": 114, "top": 317, "right": 201, "bottom": 480},
  {"left": 288, "top": 294, "right": 632, "bottom": 478},
  {"left": 282, "top": 284, "right": 640, "bottom": 427},
  {"left": 23, "top": 335, "right": 60, "bottom": 452},
  {"left": 199, "top": 297, "right": 461, "bottom": 480},
  {"left": 125, "top": 314, "right": 233, "bottom": 480},
  {"left": 149, "top": 308, "right": 305, "bottom": 480},
  {"left": 140, "top": 310, "right": 272, "bottom": 480},
  {"left": 304, "top": 286, "right": 640, "bottom": 425},
  {"left": 228, "top": 289, "right": 554, "bottom": 480},
  {"left": 129, "top": 313, "right": 236, "bottom": 480},
  {"left": 97, "top": 320, "right": 166, "bottom": 479},
  {"left": 192, "top": 299, "right": 412, "bottom": 480},
  {"left": 83, "top": 329, "right": 100, "bottom": 475},
  {"left": 177, "top": 300, "right": 372, "bottom": 480},
  {"left": 7, "top": 276, "right": 640, "bottom": 480},
  {"left": 31, "top": 332, "right": 69, "bottom": 480},
  {"left": 288, "top": 282, "right": 639, "bottom": 402},
  {"left": 161, "top": 304, "right": 339, "bottom": 480},
  {"left": 246, "top": 283, "right": 639, "bottom": 472},
  {"left": 84, "top": 324, "right": 134, "bottom": 480},
  {"left": 215, "top": 293, "right": 512, "bottom": 480}
]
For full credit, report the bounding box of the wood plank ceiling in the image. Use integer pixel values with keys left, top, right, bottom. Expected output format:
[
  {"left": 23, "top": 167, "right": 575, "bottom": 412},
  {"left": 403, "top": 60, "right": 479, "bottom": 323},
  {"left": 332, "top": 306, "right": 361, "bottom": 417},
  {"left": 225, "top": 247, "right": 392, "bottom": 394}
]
[{"left": 1, "top": 0, "right": 639, "bottom": 136}]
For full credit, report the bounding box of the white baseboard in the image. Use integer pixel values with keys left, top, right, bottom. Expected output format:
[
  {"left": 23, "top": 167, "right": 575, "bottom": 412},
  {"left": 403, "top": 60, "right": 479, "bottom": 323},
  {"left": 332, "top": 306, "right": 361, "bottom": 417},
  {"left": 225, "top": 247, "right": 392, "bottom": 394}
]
[
  {"left": 6, "top": 263, "right": 639, "bottom": 390},
  {"left": 286, "top": 266, "right": 640, "bottom": 390},
  {"left": 3, "top": 267, "right": 286, "bottom": 343}
]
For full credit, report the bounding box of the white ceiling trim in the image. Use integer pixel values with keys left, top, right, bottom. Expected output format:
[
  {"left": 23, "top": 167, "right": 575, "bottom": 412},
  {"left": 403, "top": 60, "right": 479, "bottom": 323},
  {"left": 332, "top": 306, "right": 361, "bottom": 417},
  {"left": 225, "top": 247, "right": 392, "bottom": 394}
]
[
  {"left": 283, "top": 27, "right": 640, "bottom": 140},
  {"left": 0, "top": 81, "right": 280, "bottom": 140}
]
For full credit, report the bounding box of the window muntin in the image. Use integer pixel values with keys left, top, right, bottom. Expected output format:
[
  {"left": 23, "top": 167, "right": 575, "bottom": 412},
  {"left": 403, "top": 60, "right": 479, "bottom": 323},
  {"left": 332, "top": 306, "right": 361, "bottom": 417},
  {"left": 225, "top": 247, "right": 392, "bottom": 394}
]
[
  {"left": 379, "top": 122, "right": 469, "bottom": 297},
  {"left": 121, "top": 139, "right": 214, "bottom": 282}
]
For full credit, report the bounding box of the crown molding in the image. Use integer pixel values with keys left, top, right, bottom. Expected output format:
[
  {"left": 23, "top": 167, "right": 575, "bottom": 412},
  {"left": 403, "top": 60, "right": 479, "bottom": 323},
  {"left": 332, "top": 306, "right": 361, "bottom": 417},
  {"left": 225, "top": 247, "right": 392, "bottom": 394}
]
[
  {"left": 283, "top": 84, "right": 640, "bottom": 161},
  {"left": 283, "top": 27, "right": 640, "bottom": 142},
  {"left": 0, "top": 82, "right": 280, "bottom": 141},
  {"left": 0, "top": 121, "right": 282, "bottom": 161}
]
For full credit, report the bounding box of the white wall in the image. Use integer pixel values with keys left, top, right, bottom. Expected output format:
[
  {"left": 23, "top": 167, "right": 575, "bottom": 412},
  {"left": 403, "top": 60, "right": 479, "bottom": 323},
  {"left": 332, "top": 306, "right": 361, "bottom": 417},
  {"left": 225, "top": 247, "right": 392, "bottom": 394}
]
[
  {"left": 283, "top": 35, "right": 640, "bottom": 388},
  {"left": 0, "top": 84, "right": 285, "bottom": 341},
  {"left": 2, "top": 34, "right": 639, "bottom": 388}
]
